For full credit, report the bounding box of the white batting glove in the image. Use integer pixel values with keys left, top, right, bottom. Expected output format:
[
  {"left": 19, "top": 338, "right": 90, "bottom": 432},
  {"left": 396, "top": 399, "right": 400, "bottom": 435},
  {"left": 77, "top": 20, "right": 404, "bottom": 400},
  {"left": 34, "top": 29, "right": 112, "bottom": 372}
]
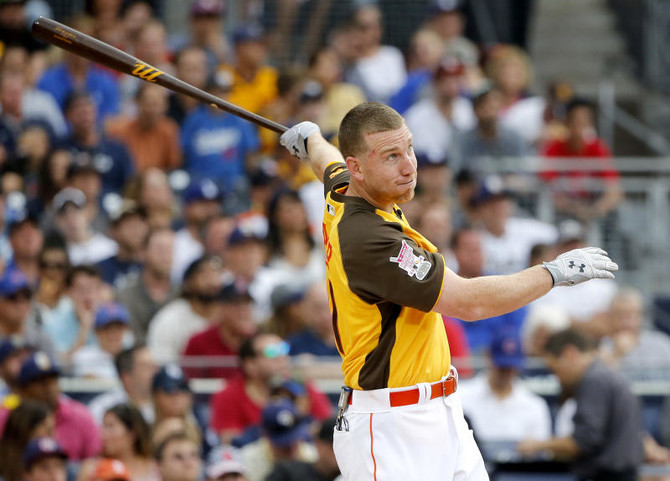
[
  {"left": 543, "top": 247, "right": 619, "bottom": 287},
  {"left": 279, "top": 121, "right": 320, "bottom": 161}
]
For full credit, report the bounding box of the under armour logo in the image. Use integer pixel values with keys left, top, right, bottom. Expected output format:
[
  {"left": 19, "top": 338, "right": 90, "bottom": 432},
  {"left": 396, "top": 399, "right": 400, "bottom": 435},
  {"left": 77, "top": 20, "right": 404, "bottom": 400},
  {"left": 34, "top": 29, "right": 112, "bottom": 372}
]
[
  {"left": 292, "top": 145, "right": 300, "bottom": 156},
  {"left": 568, "top": 260, "right": 586, "bottom": 272}
]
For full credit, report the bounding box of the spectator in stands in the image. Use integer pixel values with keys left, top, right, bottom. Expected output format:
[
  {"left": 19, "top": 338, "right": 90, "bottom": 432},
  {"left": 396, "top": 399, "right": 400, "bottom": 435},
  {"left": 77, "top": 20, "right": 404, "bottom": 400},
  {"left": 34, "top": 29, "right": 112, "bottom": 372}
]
[
  {"left": 472, "top": 175, "right": 558, "bottom": 275},
  {"left": 7, "top": 213, "right": 43, "bottom": 285},
  {"left": 148, "top": 255, "right": 223, "bottom": 365},
  {"left": 404, "top": 57, "right": 475, "bottom": 169},
  {"left": 239, "top": 399, "right": 316, "bottom": 481},
  {"left": 71, "top": 302, "right": 130, "bottom": 380},
  {"left": 52, "top": 187, "right": 117, "bottom": 266},
  {"left": 2, "top": 122, "right": 52, "bottom": 199},
  {"left": 287, "top": 281, "right": 338, "bottom": 358},
  {"left": 458, "top": 84, "right": 529, "bottom": 175},
  {"left": 180, "top": 76, "right": 259, "bottom": 209},
  {"left": 34, "top": 239, "right": 71, "bottom": 316},
  {"left": 532, "top": 219, "right": 617, "bottom": 336},
  {"left": 600, "top": 287, "right": 670, "bottom": 375},
  {"left": 64, "top": 162, "right": 108, "bottom": 233},
  {"left": 202, "top": 212, "right": 237, "bottom": 260},
  {"left": 4, "top": 352, "right": 102, "bottom": 460},
  {"left": 518, "top": 329, "right": 644, "bottom": 481},
  {"left": 521, "top": 303, "right": 570, "bottom": 357},
  {"left": 541, "top": 97, "right": 622, "bottom": 224},
  {"left": 61, "top": 90, "right": 134, "bottom": 196},
  {"left": 182, "top": 280, "right": 256, "bottom": 379},
  {"left": 155, "top": 431, "right": 203, "bottom": 481},
  {"left": 43, "top": 265, "right": 102, "bottom": 364},
  {"left": 0, "top": 2, "right": 49, "bottom": 83},
  {"left": 106, "top": 83, "right": 182, "bottom": 173},
  {"left": 0, "top": 336, "right": 34, "bottom": 399},
  {"left": 37, "top": 16, "right": 119, "bottom": 123},
  {"left": 218, "top": 24, "right": 278, "bottom": 115},
  {"left": 409, "top": 157, "right": 452, "bottom": 220},
  {"left": 151, "top": 365, "right": 198, "bottom": 431},
  {"left": 167, "top": 46, "right": 210, "bottom": 126},
  {"left": 37, "top": 149, "right": 72, "bottom": 212},
  {"left": 0, "top": 399, "right": 55, "bottom": 481},
  {"left": 389, "top": 28, "right": 445, "bottom": 114},
  {"left": 423, "top": 0, "right": 479, "bottom": 71},
  {"left": 459, "top": 331, "right": 551, "bottom": 443},
  {"left": 131, "top": 168, "right": 176, "bottom": 230},
  {"left": 0, "top": 267, "right": 55, "bottom": 358},
  {"left": 96, "top": 202, "right": 148, "bottom": 290},
  {"left": 449, "top": 226, "right": 526, "bottom": 353},
  {"left": 265, "top": 283, "right": 308, "bottom": 340},
  {"left": 414, "top": 201, "right": 453, "bottom": 256},
  {"left": 88, "top": 458, "right": 131, "bottom": 481},
  {"left": 83, "top": 404, "right": 160, "bottom": 481},
  {"left": 172, "top": 179, "right": 222, "bottom": 282},
  {"left": 180, "top": 0, "right": 230, "bottom": 70},
  {"left": 486, "top": 45, "right": 545, "bottom": 147},
  {"left": 22, "top": 438, "right": 68, "bottom": 481},
  {"left": 117, "top": 228, "right": 178, "bottom": 343},
  {"left": 345, "top": 4, "right": 406, "bottom": 104},
  {"left": 209, "top": 333, "right": 332, "bottom": 444},
  {"left": 265, "top": 416, "right": 340, "bottom": 481},
  {"left": 88, "top": 345, "right": 157, "bottom": 425},
  {"left": 205, "top": 445, "right": 249, "bottom": 481}
]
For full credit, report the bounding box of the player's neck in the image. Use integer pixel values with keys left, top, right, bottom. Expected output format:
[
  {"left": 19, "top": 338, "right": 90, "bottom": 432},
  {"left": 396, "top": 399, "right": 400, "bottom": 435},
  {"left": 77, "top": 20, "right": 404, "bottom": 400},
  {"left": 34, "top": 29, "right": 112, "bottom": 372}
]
[{"left": 345, "top": 182, "right": 393, "bottom": 213}]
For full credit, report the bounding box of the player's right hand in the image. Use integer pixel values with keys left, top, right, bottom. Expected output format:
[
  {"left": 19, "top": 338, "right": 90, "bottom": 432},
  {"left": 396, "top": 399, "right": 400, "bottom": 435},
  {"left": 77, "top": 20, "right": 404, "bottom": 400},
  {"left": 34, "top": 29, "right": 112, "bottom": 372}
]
[
  {"left": 542, "top": 247, "right": 618, "bottom": 287},
  {"left": 279, "top": 121, "right": 320, "bottom": 161}
]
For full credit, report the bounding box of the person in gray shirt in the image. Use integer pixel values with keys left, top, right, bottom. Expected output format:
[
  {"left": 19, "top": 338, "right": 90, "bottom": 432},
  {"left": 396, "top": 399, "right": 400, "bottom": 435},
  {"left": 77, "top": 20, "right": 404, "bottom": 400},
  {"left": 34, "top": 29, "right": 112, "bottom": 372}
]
[{"left": 518, "top": 328, "right": 644, "bottom": 481}]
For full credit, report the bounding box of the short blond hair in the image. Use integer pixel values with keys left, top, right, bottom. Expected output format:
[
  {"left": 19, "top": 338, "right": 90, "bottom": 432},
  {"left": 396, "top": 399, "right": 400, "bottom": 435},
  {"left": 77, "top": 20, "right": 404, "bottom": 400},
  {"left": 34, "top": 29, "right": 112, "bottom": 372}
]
[{"left": 338, "top": 102, "right": 404, "bottom": 158}]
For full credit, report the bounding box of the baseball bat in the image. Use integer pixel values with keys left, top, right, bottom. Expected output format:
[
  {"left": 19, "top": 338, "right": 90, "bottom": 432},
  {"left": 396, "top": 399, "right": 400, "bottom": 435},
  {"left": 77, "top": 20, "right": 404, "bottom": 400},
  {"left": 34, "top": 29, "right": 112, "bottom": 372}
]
[{"left": 31, "top": 16, "right": 288, "bottom": 134}]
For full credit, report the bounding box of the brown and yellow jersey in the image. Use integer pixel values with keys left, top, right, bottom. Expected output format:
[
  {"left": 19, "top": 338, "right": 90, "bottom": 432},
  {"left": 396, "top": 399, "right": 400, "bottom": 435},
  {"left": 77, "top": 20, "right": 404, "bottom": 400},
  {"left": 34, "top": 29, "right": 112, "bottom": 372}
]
[{"left": 322, "top": 162, "right": 451, "bottom": 390}]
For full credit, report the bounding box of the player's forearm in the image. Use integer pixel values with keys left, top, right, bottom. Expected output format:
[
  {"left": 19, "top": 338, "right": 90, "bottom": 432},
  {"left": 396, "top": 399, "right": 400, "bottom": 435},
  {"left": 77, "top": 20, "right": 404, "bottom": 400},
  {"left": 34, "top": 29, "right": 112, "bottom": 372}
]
[
  {"left": 306, "top": 133, "right": 344, "bottom": 183},
  {"left": 435, "top": 265, "right": 553, "bottom": 321}
]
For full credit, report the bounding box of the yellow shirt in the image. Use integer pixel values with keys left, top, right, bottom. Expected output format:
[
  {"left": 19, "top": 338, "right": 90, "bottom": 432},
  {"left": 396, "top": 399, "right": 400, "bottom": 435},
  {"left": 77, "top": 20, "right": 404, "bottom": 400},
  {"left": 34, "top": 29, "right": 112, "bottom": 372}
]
[
  {"left": 218, "top": 64, "right": 278, "bottom": 114},
  {"left": 322, "top": 162, "right": 450, "bottom": 390}
]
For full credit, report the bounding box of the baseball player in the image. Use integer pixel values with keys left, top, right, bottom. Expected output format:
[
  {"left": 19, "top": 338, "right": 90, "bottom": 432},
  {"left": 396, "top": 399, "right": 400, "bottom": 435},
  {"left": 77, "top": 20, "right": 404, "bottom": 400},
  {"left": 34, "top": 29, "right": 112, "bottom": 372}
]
[{"left": 279, "top": 102, "right": 618, "bottom": 481}]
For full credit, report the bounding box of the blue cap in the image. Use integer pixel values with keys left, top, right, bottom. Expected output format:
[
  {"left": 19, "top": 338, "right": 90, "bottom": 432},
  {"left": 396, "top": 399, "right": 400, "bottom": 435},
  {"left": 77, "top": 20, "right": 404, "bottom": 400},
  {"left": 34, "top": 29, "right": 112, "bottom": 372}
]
[
  {"left": 217, "top": 280, "right": 253, "bottom": 303},
  {"left": 228, "top": 226, "right": 266, "bottom": 246},
  {"left": 95, "top": 302, "right": 130, "bottom": 329},
  {"left": 18, "top": 351, "right": 60, "bottom": 386},
  {"left": 470, "top": 175, "right": 511, "bottom": 206},
  {"left": 0, "top": 335, "right": 31, "bottom": 364},
  {"left": 23, "top": 437, "right": 67, "bottom": 469},
  {"left": 232, "top": 24, "right": 264, "bottom": 44},
  {"left": 152, "top": 364, "right": 191, "bottom": 393},
  {"left": 262, "top": 398, "right": 307, "bottom": 447},
  {"left": 0, "top": 267, "right": 31, "bottom": 297},
  {"left": 490, "top": 333, "right": 525, "bottom": 369},
  {"left": 183, "top": 179, "right": 222, "bottom": 204}
]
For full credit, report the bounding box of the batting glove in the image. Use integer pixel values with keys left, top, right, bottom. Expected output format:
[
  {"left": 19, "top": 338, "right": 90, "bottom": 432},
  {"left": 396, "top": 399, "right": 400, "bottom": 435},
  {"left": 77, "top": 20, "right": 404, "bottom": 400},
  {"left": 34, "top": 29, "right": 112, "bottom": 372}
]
[
  {"left": 543, "top": 247, "right": 619, "bottom": 287},
  {"left": 279, "top": 121, "right": 320, "bottom": 161}
]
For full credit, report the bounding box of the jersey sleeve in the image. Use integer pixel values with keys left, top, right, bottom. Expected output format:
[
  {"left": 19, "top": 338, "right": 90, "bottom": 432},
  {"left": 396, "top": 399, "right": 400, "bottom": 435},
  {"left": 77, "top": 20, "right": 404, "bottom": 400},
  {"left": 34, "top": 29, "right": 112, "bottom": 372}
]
[
  {"left": 323, "top": 162, "right": 350, "bottom": 199},
  {"left": 339, "top": 212, "right": 445, "bottom": 312}
]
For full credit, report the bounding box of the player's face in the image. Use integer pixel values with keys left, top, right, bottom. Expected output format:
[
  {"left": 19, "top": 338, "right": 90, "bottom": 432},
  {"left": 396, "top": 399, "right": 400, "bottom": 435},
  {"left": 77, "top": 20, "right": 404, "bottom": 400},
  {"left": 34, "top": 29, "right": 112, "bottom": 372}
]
[{"left": 358, "top": 125, "right": 417, "bottom": 210}]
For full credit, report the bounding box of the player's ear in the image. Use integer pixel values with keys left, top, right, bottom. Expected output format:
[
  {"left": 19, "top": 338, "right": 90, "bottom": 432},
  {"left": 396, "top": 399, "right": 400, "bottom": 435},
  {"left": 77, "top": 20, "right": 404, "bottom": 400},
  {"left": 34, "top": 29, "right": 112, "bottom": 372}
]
[{"left": 346, "top": 156, "right": 364, "bottom": 181}]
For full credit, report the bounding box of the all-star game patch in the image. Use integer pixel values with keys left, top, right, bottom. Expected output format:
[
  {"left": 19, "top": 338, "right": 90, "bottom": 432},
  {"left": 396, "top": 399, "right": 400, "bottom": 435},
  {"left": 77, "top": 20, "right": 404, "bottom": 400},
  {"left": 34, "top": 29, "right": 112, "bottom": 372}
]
[{"left": 389, "top": 240, "right": 431, "bottom": 280}]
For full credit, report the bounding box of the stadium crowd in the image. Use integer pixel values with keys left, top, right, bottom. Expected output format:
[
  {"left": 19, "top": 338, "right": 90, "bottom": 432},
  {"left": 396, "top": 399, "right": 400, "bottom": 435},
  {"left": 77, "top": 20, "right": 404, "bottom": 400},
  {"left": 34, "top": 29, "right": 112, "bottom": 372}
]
[{"left": 1, "top": 0, "right": 670, "bottom": 480}]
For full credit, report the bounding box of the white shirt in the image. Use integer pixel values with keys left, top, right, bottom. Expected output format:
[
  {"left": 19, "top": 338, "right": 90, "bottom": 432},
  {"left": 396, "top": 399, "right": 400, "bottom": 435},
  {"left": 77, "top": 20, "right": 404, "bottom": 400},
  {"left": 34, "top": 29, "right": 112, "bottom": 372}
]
[
  {"left": 72, "top": 345, "right": 118, "bottom": 381},
  {"left": 405, "top": 97, "right": 476, "bottom": 164},
  {"left": 500, "top": 96, "right": 546, "bottom": 146},
  {"left": 350, "top": 46, "right": 407, "bottom": 103},
  {"left": 481, "top": 217, "right": 558, "bottom": 275},
  {"left": 171, "top": 228, "right": 204, "bottom": 282},
  {"left": 146, "top": 298, "right": 208, "bottom": 364},
  {"left": 67, "top": 234, "right": 118, "bottom": 266},
  {"left": 532, "top": 278, "right": 617, "bottom": 322},
  {"left": 459, "top": 374, "right": 552, "bottom": 442}
]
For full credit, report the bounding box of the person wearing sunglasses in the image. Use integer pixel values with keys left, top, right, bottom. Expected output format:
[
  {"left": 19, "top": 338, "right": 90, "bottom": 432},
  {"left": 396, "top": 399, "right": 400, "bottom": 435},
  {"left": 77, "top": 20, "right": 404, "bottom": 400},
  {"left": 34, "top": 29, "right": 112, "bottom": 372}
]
[{"left": 209, "top": 332, "right": 333, "bottom": 446}]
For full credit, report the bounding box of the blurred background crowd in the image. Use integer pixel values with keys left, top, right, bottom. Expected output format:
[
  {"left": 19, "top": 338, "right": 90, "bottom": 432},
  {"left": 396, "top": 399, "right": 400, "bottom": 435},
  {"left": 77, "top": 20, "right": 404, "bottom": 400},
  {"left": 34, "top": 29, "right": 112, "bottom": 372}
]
[{"left": 2, "top": 0, "right": 670, "bottom": 480}]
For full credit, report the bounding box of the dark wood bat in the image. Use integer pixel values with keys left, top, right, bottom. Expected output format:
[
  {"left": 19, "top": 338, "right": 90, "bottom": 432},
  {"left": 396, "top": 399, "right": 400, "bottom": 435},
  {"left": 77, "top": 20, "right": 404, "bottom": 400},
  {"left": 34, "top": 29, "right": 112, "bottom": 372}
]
[{"left": 31, "top": 16, "right": 287, "bottom": 134}]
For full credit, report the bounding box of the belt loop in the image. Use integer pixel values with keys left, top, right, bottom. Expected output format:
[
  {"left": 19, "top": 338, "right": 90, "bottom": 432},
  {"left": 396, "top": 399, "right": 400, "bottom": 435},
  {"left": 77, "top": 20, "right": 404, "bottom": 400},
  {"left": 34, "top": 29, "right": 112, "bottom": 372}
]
[{"left": 417, "top": 382, "right": 430, "bottom": 404}]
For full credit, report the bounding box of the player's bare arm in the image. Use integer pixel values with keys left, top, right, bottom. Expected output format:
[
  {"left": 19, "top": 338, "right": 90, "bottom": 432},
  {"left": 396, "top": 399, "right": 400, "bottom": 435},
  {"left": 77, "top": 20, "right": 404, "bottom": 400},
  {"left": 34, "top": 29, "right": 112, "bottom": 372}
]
[
  {"left": 279, "top": 121, "right": 340, "bottom": 183},
  {"left": 434, "top": 247, "right": 618, "bottom": 321}
]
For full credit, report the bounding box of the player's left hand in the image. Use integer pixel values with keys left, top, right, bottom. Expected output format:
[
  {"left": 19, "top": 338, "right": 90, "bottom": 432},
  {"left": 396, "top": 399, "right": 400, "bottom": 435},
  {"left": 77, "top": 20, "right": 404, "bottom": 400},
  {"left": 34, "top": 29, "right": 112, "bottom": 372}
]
[
  {"left": 279, "top": 121, "right": 320, "bottom": 161},
  {"left": 543, "top": 247, "right": 618, "bottom": 287}
]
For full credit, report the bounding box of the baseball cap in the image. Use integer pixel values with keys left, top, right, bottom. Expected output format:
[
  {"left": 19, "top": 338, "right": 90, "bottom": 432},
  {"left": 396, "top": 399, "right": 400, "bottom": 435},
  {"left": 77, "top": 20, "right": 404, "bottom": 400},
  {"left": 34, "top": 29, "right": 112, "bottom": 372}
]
[
  {"left": 434, "top": 56, "right": 465, "bottom": 79},
  {"left": 415, "top": 152, "right": 448, "bottom": 169},
  {"left": 558, "top": 219, "right": 586, "bottom": 244},
  {"left": 183, "top": 178, "right": 222, "bottom": 204},
  {"left": 228, "top": 226, "right": 266, "bottom": 246},
  {"left": 190, "top": 0, "right": 225, "bottom": 17},
  {"left": 18, "top": 351, "right": 60, "bottom": 385},
  {"left": 232, "top": 24, "right": 264, "bottom": 44},
  {"left": 110, "top": 201, "right": 144, "bottom": 225},
  {"left": 217, "top": 280, "right": 253, "bottom": 303},
  {"left": 152, "top": 364, "right": 190, "bottom": 393},
  {"left": 0, "top": 335, "right": 31, "bottom": 364},
  {"left": 470, "top": 175, "right": 511, "bottom": 206},
  {"left": 94, "top": 302, "right": 130, "bottom": 329},
  {"left": 23, "top": 438, "right": 67, "bottom": 470},
  {"left": 490, "top": 332, "right": 525, "bottom": 369},
  {"left": 299, "top": 80, "right": 324, "bottom": 104},
  {"left": 270, "top": 283, "right": 305, "bottom": 310},
  {"left": 53, "top": 187, "right": 87, "bottom": 213},
  {"left": 91, "top": 458, "right": 131, "bottom": 481},
  {"left": 206, "top": 445, "right": 247, "bottom": 479},
  {"left": 430, "top": 0, "right": 462, "bottom": 13},
  {"left": 0, "top": 267, "right": 31, "bottom": 297},
  {"left": 262, "top": 398, "right": 307, "bottom": 447},
  {"left": 66, "top": 162, "right": 100, "bottom": 180},
  {"left": 7, "top": 211, "right": 39, "bottom": 235},
  {"left": 270, "top": 378, "right": 306, "bottom": 398}
]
